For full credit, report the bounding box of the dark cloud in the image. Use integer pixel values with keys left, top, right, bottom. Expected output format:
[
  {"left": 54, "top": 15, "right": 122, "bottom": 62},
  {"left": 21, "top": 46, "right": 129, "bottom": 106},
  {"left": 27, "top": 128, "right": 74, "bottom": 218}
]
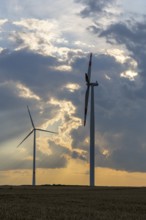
[
  {"left": 0, "top": 141, "right": 68, "bottom": 171},
  {"left": 75, "top": 0, "right": 116, "bottom": 18},
  {"left": 100, "top": 18, "right": 146, "bottom": 92},
  {"left": 0, "top": 140, "right": 87, "bottom": 171},
  {"left": 100, "top": 20, "right": 146, "bottom": 52},
  {"left": 72, "top": 150, "right": 87, "bottom": 161},
  {"left": 37, "top": 141, "right": 69, "bottom": 169},
  {"left": 96, "top": 129, "right": 146, "bottom": 172}
]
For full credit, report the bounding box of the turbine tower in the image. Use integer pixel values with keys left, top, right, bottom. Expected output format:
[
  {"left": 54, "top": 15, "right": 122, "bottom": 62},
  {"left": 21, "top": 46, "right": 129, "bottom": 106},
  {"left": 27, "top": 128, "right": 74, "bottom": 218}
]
[
  {"left": 17, "top": 106, "right": 57, "bottom": 186},
  {"left": 84, "top": 53, "right": 99, "bottom": 187}
]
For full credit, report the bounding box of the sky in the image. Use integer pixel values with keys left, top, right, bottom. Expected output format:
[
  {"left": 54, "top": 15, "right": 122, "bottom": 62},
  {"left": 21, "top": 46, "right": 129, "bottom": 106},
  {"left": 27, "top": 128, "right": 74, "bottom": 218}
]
[{"left": 0, "top": 0, "right": 146, "bottom": 186}]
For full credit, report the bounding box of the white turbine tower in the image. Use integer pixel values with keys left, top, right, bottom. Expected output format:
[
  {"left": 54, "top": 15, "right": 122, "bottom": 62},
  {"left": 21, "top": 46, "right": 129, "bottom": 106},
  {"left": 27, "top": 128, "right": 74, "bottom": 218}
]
[
  {"left": 84, "top": 53, "right": 98, "bottom": 187},
  {"left": 17, "top": 106, "right": 57, "bottom": 186}
]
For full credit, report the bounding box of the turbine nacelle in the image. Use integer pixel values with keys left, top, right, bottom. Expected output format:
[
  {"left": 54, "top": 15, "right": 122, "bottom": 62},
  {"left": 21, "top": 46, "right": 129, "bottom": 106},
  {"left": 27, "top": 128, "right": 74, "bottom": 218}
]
[{"left": 89, "top": 81, "right": 99, "bottom": 87}]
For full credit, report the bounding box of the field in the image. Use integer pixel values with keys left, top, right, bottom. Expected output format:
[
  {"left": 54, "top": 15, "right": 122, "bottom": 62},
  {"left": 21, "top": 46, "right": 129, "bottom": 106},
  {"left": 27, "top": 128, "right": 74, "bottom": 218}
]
[{"left": 0, "top": 185, "right": 146, "bottom": 219}]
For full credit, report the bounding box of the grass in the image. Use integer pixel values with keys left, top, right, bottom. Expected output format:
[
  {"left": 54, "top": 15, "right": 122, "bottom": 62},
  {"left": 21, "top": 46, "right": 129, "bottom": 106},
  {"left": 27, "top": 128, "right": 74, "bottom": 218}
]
[{"left": 0, "top": 185, "right": 146, "bottom": 219}]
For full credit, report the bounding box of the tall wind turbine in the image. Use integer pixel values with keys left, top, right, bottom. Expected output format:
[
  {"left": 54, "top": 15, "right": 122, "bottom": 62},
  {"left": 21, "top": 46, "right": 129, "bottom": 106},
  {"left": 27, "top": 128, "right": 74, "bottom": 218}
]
[
  {"left": 84, "top": 53, "right": 99, "bottom": 187},
  {"left": 17, "top": 106, "right": 57, "bottom": 186}
]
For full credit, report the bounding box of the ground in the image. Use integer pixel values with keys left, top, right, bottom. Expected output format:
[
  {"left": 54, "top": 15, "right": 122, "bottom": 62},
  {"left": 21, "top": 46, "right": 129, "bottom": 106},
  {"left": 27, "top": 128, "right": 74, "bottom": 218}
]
[{"left": 0, "top": 185, "right": 146, "bottom": 219}]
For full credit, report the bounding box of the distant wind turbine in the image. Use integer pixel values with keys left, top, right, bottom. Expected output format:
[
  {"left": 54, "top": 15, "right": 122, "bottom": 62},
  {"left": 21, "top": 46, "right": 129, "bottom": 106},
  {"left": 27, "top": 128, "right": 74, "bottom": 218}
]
[
  {"left": 84, "top": 53, "right": 99, "bottom": 187},
  {"left": 17, "top": 106, "right": 57, "bottom": 186}
]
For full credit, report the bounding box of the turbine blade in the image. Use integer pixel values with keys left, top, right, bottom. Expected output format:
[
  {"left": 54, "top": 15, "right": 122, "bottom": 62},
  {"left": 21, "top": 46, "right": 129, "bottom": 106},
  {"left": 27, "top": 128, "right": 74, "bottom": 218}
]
[
  {"left": 87, "top": 53, "right": 92, "bottom": 83},
  {"left": 84, "top": 85, "right": 90, "bottom": 126},
  {"left": 36, "top": 128, "right": 57, "bottom": 134},
  {"left": 17, "top": 130, "right": 34, "bottom": 148},
  {"left": 85, "top": 73, "right": 89, "bottom": 84},
  {"left": 27, "top": 106, "right": 35, "bottom": 129}
]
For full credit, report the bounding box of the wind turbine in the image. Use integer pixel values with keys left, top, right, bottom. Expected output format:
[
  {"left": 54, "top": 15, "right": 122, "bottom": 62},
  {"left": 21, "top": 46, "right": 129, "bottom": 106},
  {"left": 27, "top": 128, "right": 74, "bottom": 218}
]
[
  {"left": 84, "top": 53, "right": 99, "bottom": 187},
  {"left": 17, "top": 106, "right": 57, "bottom": 186}
]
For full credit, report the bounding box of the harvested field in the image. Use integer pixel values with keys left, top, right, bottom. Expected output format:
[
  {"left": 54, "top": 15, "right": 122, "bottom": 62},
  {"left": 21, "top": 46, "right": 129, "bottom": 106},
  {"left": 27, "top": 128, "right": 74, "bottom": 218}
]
[{"left": 0, "top": 185, "right": 146, "bottom": 219}]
